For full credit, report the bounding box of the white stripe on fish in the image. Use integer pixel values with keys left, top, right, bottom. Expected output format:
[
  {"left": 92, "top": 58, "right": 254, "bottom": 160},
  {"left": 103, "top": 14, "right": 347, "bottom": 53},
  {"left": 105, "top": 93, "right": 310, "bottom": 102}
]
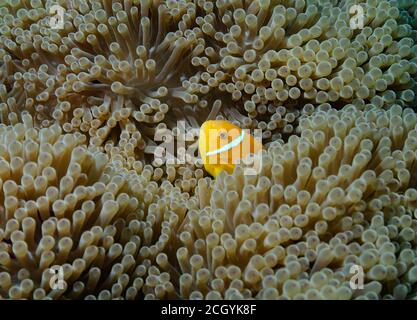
[{"left": 206, "top": 130, "right": 246, "bottom": 156}]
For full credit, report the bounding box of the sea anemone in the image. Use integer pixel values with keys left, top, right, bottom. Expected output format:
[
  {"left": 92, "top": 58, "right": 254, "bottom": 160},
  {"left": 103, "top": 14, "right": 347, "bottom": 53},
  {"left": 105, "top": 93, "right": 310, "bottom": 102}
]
[
  {"left": 0, "top": 114, "right": 196, "bottom": 299},
  {"left": 164, "top": 104, "right": 417, "bottom": 299},
  {"left": 1, "top": 0, "right": 417, "bottom": 146},
  {"left": 0, "top": 0, "right": 417, "bottom": 301},
  {"left": 192, "top": 0, "right": 417, "bottom": 140},
  {"left": 0, "top": 0, "right": 205, "bottom": 160}
]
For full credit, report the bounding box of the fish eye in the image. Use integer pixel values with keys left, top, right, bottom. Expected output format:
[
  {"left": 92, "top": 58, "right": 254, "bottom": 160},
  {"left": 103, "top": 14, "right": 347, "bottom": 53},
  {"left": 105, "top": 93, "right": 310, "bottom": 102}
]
[{"left": 219, "top": 130, "right": 228, "bottom": 140}]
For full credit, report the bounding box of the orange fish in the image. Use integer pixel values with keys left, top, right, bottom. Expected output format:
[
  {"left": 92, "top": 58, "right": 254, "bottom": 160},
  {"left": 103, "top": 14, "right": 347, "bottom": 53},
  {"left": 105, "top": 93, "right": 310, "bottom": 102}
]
[{"left": 198, "top": 120, "right": 263, "bottom": 177}]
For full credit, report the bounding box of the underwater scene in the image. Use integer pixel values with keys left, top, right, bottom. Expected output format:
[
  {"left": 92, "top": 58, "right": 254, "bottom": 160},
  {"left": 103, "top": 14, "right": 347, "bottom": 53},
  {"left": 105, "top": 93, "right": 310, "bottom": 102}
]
[{"left": 0, "top": 0, "right": 417, "bottom": 300}]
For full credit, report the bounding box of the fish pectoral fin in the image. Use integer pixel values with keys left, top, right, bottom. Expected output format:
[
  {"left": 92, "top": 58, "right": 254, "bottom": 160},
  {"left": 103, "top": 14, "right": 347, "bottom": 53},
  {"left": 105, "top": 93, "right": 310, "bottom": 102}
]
[
  {"left": 213, "top": 167, "right": 226, "bottom": 177},
  {"left": 214, "top": 163, "right": 235, "bottom": 177}
]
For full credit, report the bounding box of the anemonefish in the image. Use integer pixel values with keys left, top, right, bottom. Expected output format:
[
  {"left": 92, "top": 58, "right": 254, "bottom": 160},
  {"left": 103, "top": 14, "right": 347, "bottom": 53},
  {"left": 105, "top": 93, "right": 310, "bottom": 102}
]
[{"left": 198, "top": 120, "right": 263, "bottom": 177}]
